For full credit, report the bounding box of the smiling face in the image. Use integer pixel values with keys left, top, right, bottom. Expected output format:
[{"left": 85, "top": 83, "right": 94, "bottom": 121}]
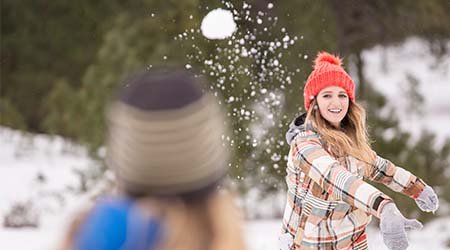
[{"left": 316, "top": 86, "right": 350, "bottom": 128}]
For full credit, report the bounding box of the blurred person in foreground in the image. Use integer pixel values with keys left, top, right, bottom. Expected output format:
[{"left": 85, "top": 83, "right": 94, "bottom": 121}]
[
  {"left": 59, "top": 67, "right": 246, "bottom": 250},
  {"left": 279, "top": 52, "right": 439, "bottom": 250}
]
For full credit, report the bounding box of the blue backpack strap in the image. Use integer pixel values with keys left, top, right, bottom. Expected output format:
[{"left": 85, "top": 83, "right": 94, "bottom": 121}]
[{"left": 73, "top": 197, "right": 161, "bottom": 250}]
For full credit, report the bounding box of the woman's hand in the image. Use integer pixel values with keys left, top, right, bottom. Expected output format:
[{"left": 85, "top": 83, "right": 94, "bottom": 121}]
[
  {"left": 380, "top": 203, "right": 423, "bottom": 250},
  {"left": 415, "top": 185, "right": 439, "bottom": 212}
]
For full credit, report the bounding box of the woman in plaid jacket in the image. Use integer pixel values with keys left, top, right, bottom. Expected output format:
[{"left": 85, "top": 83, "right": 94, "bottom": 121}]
[{"left": 279, "top": 52, "right": 439, "bottom": 250}]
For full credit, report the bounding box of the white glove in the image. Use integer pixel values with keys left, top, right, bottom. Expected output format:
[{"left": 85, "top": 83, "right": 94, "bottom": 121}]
[
  {"left": 380, "top": 203, "right": 423, "bottom": 250},
  {"left": 278, "top": 232, "right": 293, "bottom": 250},
  {"left": 415, "top": 185, "right": 439, "bottom": 212}
]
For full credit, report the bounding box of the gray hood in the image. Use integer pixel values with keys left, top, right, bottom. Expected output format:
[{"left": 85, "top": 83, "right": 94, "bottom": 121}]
[{"left": 285, "top": 113, "right": 307, "bottom": 145}]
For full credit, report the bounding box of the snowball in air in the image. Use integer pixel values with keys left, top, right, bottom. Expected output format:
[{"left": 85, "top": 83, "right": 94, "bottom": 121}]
[{"left": 201, "top": 8, "right": 237, "bottom": 40}]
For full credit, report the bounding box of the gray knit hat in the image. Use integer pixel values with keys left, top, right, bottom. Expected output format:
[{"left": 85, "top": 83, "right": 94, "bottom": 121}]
[{"left": 106, "top": 67, "right": 229, "bottom": 197}]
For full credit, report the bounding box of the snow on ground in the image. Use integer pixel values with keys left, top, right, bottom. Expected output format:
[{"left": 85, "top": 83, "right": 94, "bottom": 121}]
[
  {"left": 1, "top": 216, "right": 449, "bottom": 249},
  {"left": 0, "top": 127, "right": 96, "bottom": 218},
  {"left": 245, "top": 218, "right": 450, "bottom": 250}
]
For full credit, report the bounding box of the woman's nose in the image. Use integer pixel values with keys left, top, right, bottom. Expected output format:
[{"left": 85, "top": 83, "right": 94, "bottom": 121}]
[{"left": 331, "top": 96, "right": 340, "bottom": 105}]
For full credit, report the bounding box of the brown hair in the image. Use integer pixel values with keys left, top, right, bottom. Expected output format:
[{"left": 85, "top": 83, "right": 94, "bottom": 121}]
[{"left": 306, "top": 99, "right": 374, "bottom": 163}]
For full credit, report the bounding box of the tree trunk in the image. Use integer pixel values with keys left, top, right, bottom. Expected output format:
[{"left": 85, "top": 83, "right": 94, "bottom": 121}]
[{"left": 355, "top": 51, "right": 365, "bottom": 100}]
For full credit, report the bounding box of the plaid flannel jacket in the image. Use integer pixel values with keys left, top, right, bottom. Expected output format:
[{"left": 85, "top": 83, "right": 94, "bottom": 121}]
[{"left": 281, "top": 120, "right": 425, "bottom": 250}]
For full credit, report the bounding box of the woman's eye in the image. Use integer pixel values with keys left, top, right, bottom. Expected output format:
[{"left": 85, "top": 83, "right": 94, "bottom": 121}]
[
  {"left": 322, "top": 94, "right": 331, "bottom": 98},
  {"left": 339, "top": 94, "right": 348, "bottom": 98}
]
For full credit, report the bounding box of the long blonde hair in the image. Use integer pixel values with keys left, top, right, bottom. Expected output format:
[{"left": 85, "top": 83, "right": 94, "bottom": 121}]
[
  {"left": 152, "top": 191, "right": 246, "bottom": 250},
  {"left": 306, "top": 99, "right": 374, "bottom": 163}
]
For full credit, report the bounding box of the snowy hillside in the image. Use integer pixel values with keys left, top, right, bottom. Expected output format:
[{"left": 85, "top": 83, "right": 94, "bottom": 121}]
[{"left": 0, "top": 127, "right": 95, "bottom": 218}]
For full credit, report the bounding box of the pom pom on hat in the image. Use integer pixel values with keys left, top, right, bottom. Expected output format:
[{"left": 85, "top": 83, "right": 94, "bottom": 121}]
[
  {"left": 303, "top": 51, "right": 355, "bottom": 110},
  {"left": 314, "top": 52, "right": 342, "bottom": 68}
]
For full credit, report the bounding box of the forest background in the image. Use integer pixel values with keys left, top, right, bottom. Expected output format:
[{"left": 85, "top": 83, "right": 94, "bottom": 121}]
[{"left": 2, "top": 0, "right": 450, "bottom": 224}]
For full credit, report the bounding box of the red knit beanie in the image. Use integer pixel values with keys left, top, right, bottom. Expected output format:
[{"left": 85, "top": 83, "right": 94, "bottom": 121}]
[{"left": 303, "top": 52, "right": 355, "bottom": 110}]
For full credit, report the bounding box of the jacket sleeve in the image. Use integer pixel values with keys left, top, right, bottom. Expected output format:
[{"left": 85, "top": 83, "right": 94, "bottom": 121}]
[
  {"left": 366, "top": 153, "right": 426, "bottom": 199},
  {"left": 291, "top": 137, "right": 392, "bottom": 218}
]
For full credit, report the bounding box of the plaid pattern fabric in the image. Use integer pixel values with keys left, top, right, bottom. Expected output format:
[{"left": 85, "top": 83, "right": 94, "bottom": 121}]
[{"left": 281, "top": 128, "right": 425, "bottom": 250}]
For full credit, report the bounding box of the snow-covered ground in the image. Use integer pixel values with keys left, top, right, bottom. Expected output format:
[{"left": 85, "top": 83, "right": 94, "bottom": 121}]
[
  {"left": 1, "top": 214, "right": 449, "bottom": 249},
  {"left": 246, "top": 218, "right": 450, "bottom": 250},
  {"left": 1, "top": 38, "right": 449, "bottom": 249}
]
